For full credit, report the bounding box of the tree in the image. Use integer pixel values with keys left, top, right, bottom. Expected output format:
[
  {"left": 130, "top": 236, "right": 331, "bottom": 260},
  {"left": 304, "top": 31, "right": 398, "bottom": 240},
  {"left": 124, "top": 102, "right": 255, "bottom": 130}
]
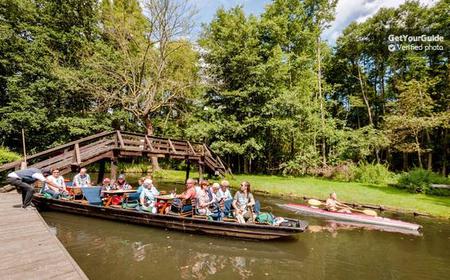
[
  {"left": 384, "top": 79, "right": 440, "bottom": 168},
  {"left": 0, "top": 0, "right": 105, "bottom": 151},
  {"left": 81, "top": 0, "right": 199, "bottom": 170}
]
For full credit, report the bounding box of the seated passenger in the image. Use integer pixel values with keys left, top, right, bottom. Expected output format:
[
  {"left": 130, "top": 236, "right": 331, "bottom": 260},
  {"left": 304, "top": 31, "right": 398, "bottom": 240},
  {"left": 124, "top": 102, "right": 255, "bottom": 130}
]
[
  {"left": 197, "top": 182, "right": 213, "bottom": 215},
  {"left": 217, "top": 180, "right": 233, "bottom": 201},
  {"left": 148, "top": 180, "right": 160, "bottom": 196},
  {"left": 100, "top": 178, "right": 111, "bottom": 197},
  {"left": 43, "top": 169, "right": 67, "bottom": 198},
  {"left": 169, "top": 178, "right": 196, "bottom": 213},
  {"left": 194, "top": 179, "right": 201, "bottom": 196},
  {"left": 113, "top": 174, "right": 131, "bottom": 190},
  {"left": 102, "top": 178, "right": 111, "bottom": 190},
  {"left": 232, "top": 181, "right": 256, "bottom": 223},
  {"left": 208, "top": 183, "right": 224, "bottom": 221},
  {"left": 73, "top": 168, "right": 91, "bottom": 188},
  {"left": 196, "top": 180, "right": 209, "bottom": 198},
  {"left": 136, "top": 177, "right": 145, "bottom": 195},
  {"left": 325, "top": 192, "right": 351, "bottom": 213},
  {"left": 140, "top": 179, "right": 157, "bottom": 213}
]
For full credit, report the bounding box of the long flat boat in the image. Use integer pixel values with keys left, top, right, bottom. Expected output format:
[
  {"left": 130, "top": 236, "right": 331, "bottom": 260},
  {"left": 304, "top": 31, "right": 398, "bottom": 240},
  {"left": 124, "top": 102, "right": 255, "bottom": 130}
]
[
  {"left": 32, "top": 195, "right": 308, "bottom": 240},
  {"left": 280, "top": 203, "right": 421, "bottom": 232}
]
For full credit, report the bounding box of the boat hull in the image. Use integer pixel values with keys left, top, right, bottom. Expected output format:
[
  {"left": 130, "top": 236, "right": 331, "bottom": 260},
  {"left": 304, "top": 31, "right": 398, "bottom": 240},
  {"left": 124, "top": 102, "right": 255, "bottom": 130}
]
[
  {"left": 281, "top": 203, "right": 421, "bottom": 232},
  {"left": 33, "top": 195, "right": 307, "bottom": 240}
]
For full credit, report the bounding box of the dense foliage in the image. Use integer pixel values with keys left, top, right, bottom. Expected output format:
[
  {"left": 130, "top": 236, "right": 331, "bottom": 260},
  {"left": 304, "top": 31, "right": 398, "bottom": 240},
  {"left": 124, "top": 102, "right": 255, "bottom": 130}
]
[
  {"left": 0, "top": 147, "right": 21, "bottom": 164},
  {"left": 398, "top": 168, "right": 450, "bottom": 194},
  {"left": 0, "top": 0, "right": 448, "bottom": 176}
]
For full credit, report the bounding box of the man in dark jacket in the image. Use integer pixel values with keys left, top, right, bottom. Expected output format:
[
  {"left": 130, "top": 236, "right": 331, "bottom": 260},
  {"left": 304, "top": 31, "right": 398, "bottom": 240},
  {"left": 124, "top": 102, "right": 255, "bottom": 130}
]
[{"left": 6, "top": 167, "right": 58, "bottom": 208}]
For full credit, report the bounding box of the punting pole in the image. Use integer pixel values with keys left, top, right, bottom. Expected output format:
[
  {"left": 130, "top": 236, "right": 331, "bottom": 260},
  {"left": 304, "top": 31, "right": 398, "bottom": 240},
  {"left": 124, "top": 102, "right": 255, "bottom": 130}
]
[{"left": 21, "top": 128, "right": 27, "bottom": 169}]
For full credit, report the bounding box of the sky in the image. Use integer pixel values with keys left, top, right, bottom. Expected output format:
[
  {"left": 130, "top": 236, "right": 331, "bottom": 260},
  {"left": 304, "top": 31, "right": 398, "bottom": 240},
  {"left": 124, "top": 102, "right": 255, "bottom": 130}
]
[{"left": 191, "top": 0, "right": 437, "bottom": 44}]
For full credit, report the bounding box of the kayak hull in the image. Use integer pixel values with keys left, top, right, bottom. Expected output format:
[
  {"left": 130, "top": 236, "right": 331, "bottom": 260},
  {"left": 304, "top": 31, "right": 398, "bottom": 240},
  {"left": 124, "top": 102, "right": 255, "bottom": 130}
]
[{"left": 281, "top": 203, "right": 422, "bottom": 232}]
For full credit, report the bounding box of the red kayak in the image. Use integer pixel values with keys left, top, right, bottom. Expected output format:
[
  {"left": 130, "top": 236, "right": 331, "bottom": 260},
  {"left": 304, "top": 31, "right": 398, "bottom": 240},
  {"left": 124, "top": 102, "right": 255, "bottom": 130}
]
[{"left": 280, "top": 203, "right": 422, "bottom": 232}]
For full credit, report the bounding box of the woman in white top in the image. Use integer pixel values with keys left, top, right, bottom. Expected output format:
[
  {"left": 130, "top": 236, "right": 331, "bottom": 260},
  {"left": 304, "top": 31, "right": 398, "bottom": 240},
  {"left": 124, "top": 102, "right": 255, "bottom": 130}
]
[
  {"left": 44, "top": 169, "right": 66, "bottom": 194},
  {"left": 232, "top": 181, "right": 255, "bottom": 223}
]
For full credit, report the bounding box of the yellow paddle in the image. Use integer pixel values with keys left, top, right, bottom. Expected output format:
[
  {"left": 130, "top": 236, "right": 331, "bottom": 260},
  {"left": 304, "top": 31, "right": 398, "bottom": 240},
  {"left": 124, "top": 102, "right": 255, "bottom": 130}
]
[{"left": 307, "top": 199, "right": 378, "bottom": 217}]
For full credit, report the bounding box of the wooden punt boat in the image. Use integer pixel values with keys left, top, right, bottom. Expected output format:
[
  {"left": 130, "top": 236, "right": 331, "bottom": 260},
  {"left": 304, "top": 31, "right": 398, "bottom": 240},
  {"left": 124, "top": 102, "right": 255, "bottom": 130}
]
[
  {"left": 32, "top": 195, "right": 308, "bottom": 240},
  {"left": 280, "top": 203, "right": 422, "bottom": 232}
]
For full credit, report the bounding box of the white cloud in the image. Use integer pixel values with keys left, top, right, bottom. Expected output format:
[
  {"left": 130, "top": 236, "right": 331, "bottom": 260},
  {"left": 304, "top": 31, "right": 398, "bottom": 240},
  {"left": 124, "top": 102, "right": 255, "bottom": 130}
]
[{"left": 322, "top": 0, "right": 437, "bottom": 45}]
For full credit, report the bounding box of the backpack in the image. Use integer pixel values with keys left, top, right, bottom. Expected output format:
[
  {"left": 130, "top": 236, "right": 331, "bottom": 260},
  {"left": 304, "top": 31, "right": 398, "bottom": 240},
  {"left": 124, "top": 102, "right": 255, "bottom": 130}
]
[{"left": 256, "top": 212, "right": 275, "bottom": 224}]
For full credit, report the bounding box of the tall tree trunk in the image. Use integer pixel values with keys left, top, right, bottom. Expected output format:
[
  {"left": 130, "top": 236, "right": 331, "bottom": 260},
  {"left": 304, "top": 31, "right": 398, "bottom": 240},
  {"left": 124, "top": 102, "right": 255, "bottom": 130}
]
[
  {"left": 146, "top": 118, "right": 161, "bottom": 171},
  {"left": 443, "top": 128, "right": 448, "bottom": 176},
  {"left": 425, "top": 129, "right": 432, "bottom": 171},
  {"left": 317, "top": 37, "right": 326, "bottom": 166},
  {"left": 415, "top": 133, "right": 422, "bottom": 168},
  {"left": 243, "top": 157, "right": 249, "bottom": 174},
  {"left": 357, "top": 64, "right": 379, "bottom": 163},
  {"left": 403, "top": 152, "right": 408, "bottom": 171},
  {"left": 357, "top": 65, "right": 373, "bottom": 126}
]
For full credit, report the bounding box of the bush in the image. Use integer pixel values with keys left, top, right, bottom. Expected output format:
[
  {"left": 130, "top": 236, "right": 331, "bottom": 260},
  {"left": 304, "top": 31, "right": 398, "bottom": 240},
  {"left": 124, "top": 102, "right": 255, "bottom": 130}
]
[
  {"left": 281, "top": 148, "right": 321, "bottom": 176},
  {"left": 152, "top": 169, "right": 170, "bottom": 179},
  {"left": 117, "top": 162, "right": 150, "bottom": 173},
  {"left": 332, "top": 162, "right": 356, "bottom": 182},
  {"left": 398, "top": 168, "right": 450, "bottom": 194},
  {"left": 351, "top": 162, "right": 395, "bottom": 185},
  {"left": 0, "top": 147, "right": 21, "bottom": 164}
]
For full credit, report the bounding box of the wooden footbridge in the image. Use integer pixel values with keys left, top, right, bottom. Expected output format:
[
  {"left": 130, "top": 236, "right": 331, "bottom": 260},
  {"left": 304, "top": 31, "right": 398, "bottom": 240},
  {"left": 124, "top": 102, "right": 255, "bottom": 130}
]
[{"left": 0, "top": 131, "right": 230, "bottom": 179}]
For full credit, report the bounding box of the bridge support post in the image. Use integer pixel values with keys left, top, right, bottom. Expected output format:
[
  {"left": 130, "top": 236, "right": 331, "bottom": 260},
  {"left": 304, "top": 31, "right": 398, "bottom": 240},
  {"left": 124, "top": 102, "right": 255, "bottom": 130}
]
[
  {"left": 185, "top": 159, "right": 190, "bottom": 182},
  {"left": 110, "top": 158, "right": 118, "bottom": 182},
  {"left": 198, "top": 163, "right": 204, "bottom": 180},
  {"left": 97, "top": 160, "right": 106, "bottom": 184}
]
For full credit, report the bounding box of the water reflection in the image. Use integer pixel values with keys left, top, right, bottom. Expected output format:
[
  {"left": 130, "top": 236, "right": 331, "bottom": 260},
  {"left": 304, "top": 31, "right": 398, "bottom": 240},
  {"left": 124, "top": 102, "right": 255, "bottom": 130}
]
[
  {"left": 40, "top": 177, "right": 450, "bottom": 280},
  {"left": 44, "top": 211, "right": 308, "bottom": 280},
  {"left": 307, "top": 221, "right": 422, "bottom": 236}
]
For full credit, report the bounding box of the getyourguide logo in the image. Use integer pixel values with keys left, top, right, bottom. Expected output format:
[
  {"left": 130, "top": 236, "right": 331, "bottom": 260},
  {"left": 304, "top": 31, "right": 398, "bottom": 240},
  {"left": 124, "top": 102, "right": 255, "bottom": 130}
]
[{"left": 388, "top": 34, "right": 444, "bottom": 42}]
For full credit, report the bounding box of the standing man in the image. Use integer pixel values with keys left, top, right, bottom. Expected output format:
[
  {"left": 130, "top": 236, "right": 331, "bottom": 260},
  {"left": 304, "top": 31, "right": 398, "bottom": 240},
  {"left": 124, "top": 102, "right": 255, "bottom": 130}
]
[
  {"left": 73, "top": 168, "right": 91, "bottom": 188},
  {"left": 7, "top": 167, "right": 59, "bottom": 208}
]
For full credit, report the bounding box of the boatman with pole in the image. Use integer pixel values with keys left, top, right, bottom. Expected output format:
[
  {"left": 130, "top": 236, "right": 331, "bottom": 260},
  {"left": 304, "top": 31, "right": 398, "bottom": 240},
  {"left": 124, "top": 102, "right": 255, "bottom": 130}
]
[{"left": 6, "top": 168, "right": 59, "bottom": 209}]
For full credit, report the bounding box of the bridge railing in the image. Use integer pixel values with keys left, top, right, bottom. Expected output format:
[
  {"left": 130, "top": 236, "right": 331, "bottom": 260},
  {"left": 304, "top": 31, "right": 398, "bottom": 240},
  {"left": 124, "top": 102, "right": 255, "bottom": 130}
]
[{"left": 0, "top": 131, "right": 230, "bottom": 176}]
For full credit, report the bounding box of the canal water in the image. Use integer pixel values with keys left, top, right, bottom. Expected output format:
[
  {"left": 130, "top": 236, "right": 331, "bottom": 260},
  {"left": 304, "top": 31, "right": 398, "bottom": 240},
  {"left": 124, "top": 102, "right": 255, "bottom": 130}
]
[{"left": 41, "top": 177, "right": 450, "bottom": 280}]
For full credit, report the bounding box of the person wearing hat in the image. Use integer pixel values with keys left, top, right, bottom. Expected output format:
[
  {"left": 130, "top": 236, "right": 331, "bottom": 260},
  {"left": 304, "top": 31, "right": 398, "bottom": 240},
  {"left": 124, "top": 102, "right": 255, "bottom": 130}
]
[
  {"left": 6, "top": 167, "right": 59, "bottom": 208},
  {"left": 113, "top": 174, "right": 131, "bottom": 190}
]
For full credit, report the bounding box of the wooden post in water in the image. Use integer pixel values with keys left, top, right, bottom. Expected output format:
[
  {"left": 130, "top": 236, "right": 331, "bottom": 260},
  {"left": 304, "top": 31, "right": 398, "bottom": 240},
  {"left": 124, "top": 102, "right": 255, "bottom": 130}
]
[
  {"left": 185, "top": 159, "right": 191, "bottom": 182},
  {"left": 110, "top": 158, "right": 118, "bottom": 182},
  {"left": 97, "top": 160, "right": 106, "bottom": 184}
]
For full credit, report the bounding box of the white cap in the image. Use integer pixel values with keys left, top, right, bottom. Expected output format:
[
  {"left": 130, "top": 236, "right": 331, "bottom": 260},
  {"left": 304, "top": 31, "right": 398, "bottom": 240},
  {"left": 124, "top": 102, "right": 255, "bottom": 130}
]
[
  {"left": 144, "top": 179, "right": 153, "bottom": 186},
  {"left": 212, "top": 183, "right": 220, "bottom": 189}
]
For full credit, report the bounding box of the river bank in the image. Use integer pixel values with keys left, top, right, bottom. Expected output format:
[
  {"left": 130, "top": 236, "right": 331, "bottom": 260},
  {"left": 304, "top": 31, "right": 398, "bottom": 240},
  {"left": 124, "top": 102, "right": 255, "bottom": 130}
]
[{"left": 155, "top": 170, "right": 450, "bottom": 219}]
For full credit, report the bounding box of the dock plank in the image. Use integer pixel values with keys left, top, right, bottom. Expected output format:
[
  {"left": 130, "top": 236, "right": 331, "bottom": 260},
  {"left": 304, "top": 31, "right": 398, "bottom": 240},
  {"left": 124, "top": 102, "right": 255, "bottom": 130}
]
[{"left": 0, "top": 193, "right": 88, "bottom": 280}]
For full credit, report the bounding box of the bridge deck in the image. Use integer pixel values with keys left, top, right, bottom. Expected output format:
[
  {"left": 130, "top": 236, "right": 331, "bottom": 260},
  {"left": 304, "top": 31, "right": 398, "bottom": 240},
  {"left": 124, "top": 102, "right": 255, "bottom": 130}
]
[{"left": 0, "top": 192, "right": 88, "bottom": 280}]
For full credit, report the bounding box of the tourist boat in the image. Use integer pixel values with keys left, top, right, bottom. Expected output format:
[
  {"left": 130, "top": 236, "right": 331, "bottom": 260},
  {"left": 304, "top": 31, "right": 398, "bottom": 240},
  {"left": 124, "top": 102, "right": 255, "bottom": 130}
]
[
  {"left": 280, "top": 203, "right": 422, "bottom": 232},
  {"left": 32, "top": 195, "right": 308, "bottom": 240}
]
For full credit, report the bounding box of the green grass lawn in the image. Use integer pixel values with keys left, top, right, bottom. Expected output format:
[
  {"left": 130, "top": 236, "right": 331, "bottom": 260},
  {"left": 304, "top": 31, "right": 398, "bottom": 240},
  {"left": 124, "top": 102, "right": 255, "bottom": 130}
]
[{"left": 157, "top": 169, "right": 450, "bottom": 219}]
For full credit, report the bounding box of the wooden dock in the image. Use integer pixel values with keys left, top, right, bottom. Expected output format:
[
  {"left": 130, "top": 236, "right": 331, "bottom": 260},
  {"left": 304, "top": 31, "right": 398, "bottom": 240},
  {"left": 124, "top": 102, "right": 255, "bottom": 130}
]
[{"left": 0, "top": 192, "right": 88, "bottom": 280}]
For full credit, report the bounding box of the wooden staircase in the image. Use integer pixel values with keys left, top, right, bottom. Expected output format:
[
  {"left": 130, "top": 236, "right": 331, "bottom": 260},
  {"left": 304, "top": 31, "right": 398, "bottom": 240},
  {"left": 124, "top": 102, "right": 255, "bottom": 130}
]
[{"left": 0, "top": 131, "right": 230, "bottom": 177}]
